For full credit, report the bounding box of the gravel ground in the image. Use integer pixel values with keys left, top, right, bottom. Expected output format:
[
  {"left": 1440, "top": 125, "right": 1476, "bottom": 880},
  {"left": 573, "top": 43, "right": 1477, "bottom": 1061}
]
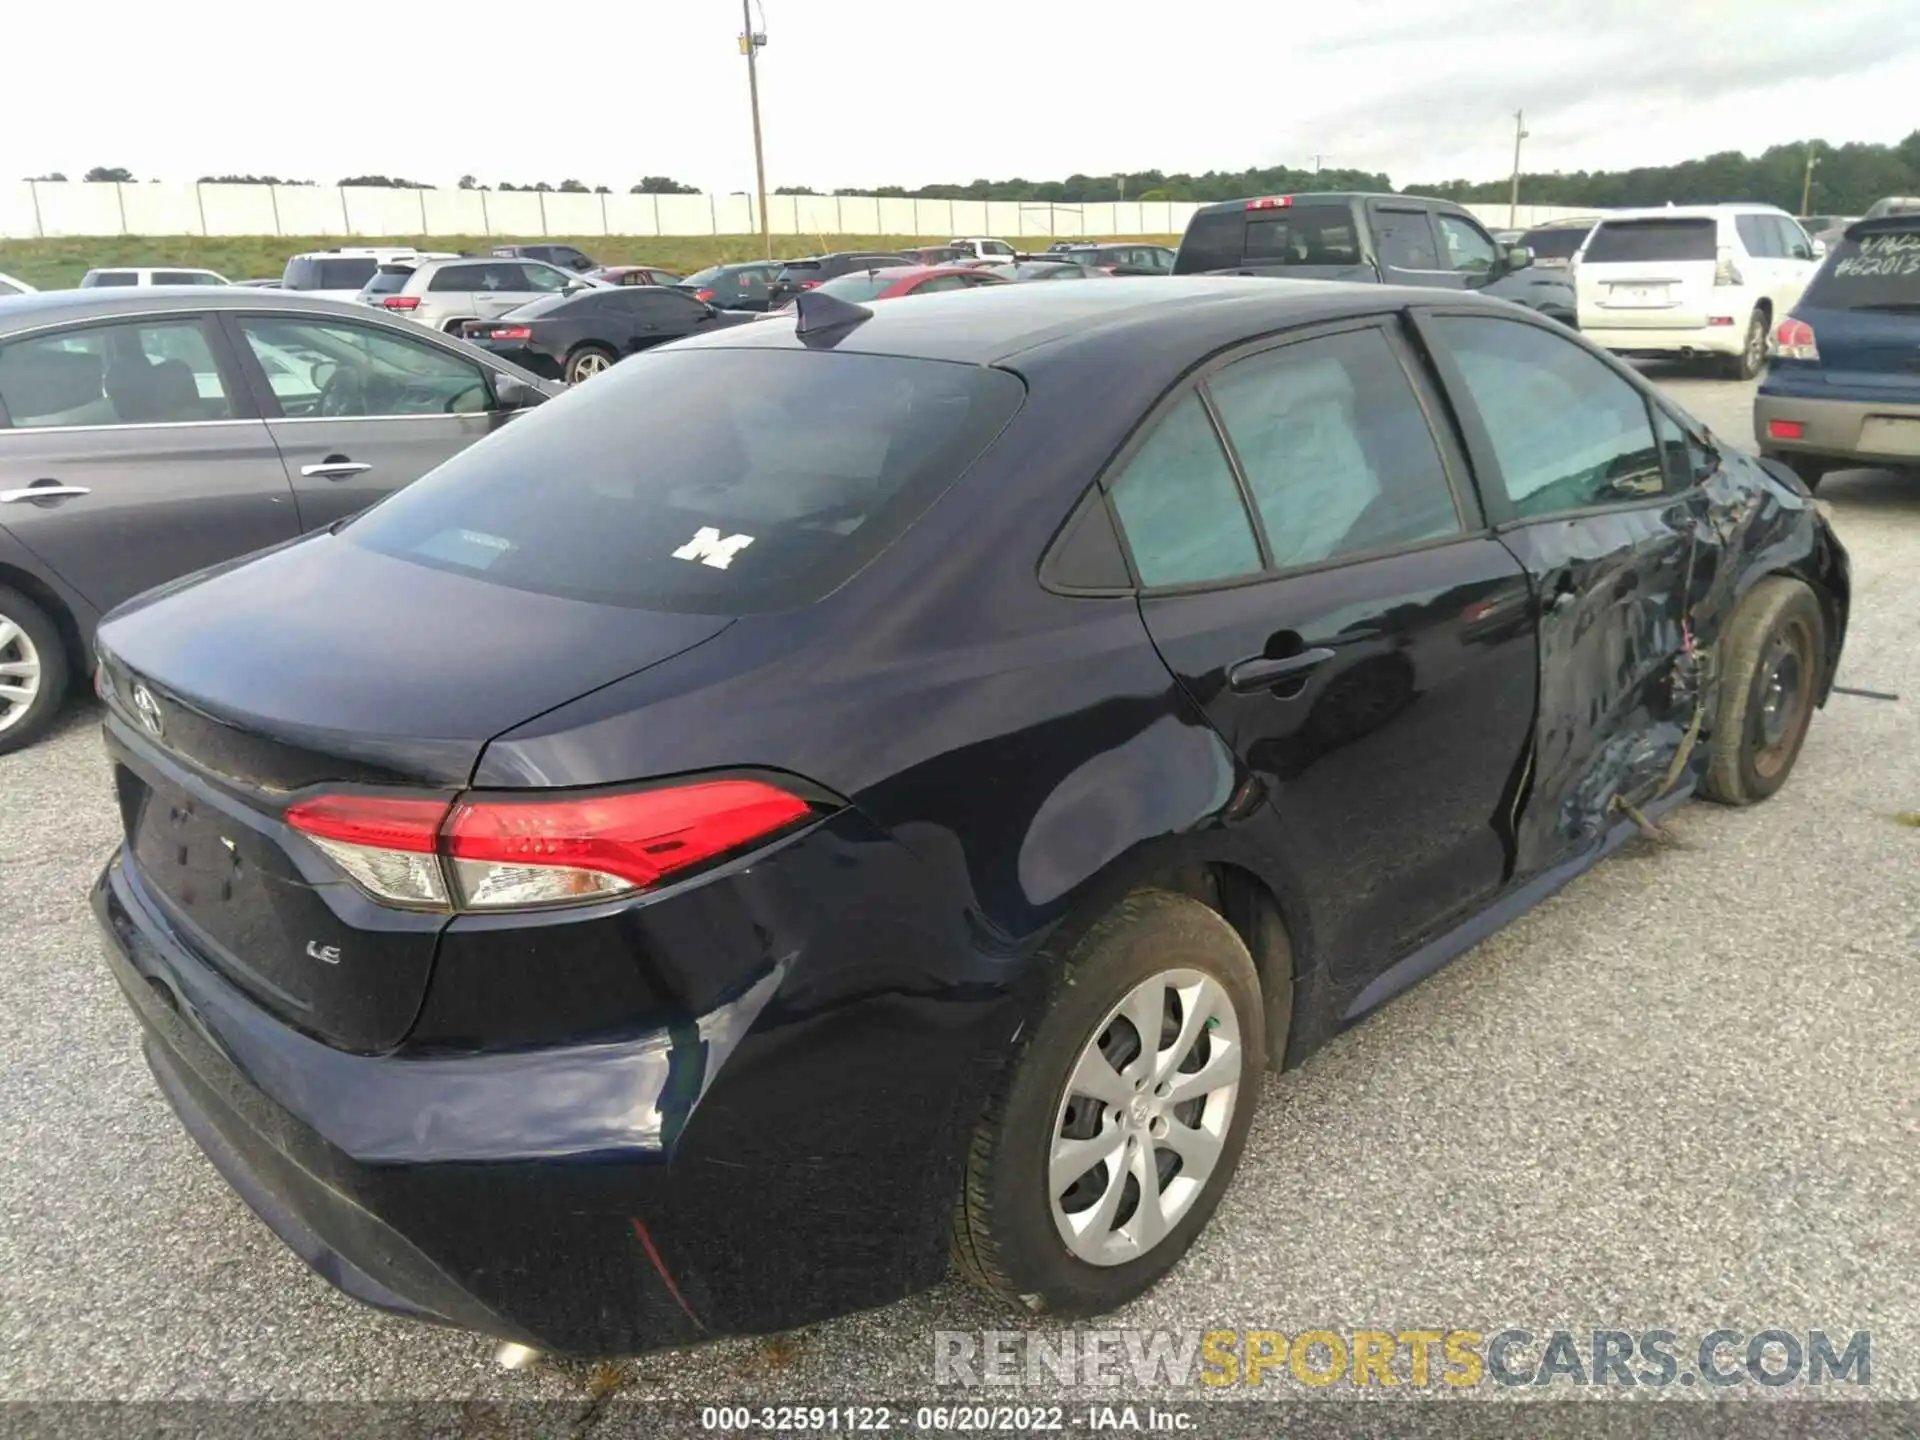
[{"left": 0, "top": 370, "right": 1914, "bottom": 1413}]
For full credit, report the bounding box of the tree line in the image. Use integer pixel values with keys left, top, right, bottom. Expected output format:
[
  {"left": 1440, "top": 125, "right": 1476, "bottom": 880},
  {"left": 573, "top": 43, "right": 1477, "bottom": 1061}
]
[{"left": 23, "top": 132, "right": 1920, "bottom": 214}]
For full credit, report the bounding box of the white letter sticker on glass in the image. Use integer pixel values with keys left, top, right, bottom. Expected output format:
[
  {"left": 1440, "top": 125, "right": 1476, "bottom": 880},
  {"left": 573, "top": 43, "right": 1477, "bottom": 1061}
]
[{"left": 671, "top": 527, "right": 756, "bottom": 569}]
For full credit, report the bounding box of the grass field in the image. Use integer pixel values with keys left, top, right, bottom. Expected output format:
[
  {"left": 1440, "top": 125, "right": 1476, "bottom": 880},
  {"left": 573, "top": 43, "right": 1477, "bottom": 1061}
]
[{"left": 0, "top": 233, "right": 1182, "bottom": 290}]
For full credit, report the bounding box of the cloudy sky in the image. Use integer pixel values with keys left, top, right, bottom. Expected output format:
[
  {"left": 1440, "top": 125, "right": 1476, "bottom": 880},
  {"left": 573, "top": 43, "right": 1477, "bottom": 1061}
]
[{"left": 7, "top": 0, "right": 1918, "bottom": 192}]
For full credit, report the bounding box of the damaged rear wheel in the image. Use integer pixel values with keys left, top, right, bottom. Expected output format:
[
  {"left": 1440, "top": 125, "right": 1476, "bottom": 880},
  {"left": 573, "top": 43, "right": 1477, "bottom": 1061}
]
[{"left": 1704, "top": 576, "right": 1825, "bottom": 805}]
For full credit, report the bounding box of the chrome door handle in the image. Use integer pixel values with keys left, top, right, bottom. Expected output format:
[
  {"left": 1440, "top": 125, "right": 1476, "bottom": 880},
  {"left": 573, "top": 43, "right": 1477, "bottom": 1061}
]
[
  {"left": 300, "top": 462, "right": 372, "bottom": 479},
  {"left": 1227, "top": 648, "right": 1336, "bottom": 694},
  {"left": 1, "top": 485, "right": 90, "bottom": 503}
]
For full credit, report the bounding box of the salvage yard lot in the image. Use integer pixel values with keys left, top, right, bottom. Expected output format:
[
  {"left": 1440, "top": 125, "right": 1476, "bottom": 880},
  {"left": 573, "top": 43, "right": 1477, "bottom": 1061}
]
[
  {"left": 0, "top": 372, "right": 1914, "bottom": 1405},
  {"left": 0, "top": 234, "right": 1182, "bottom": 291}
]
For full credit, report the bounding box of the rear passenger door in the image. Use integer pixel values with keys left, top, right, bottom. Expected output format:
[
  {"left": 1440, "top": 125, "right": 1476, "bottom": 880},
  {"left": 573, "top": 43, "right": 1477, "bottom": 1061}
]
[
  {"left": 1366, "top": 202, "right": 1447, "bottom": 285},
  {"left": 1107, "top": 315, "right": 1538, "bottom": 988},
  {"left": 1770, "top": 215, "right": 1820, "bottom": 309},
  {"left": 1414, "top": 307, "right": 1698, "bottom": 876},
  {"left": 0, "top": 315, "right": 296, "bottom": 615},
  {"left": 223, "top": 312, "right": 511, "bottom": 530}
]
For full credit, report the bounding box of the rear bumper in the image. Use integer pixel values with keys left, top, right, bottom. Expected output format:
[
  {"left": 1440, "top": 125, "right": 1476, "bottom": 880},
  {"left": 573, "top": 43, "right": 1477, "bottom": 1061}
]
[
  {"left": 1753, "top": 388, "right": 1920, "bottom": 467},
  {"left": 1580, "top": 322, "right": 1742, "bottom": 356},
  {"left": 94, "top": 824, "right": 1017, "bottom": 1356}
]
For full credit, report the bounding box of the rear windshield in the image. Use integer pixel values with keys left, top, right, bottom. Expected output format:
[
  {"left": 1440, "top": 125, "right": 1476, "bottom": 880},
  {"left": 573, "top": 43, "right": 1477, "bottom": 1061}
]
[
  {"left": 813, "top": 271, "right": 896, "bottom": 302},
  {"left": 1521, "top": 226, "right": 1590, "bottom": 260},
  {"left": 285, "top": 256, "right": 382, "bottom": 290},
  {"left": 1582, "top": 219, "right": 1717, "bottom": 263},
  {"left": 1173, "top": 210, "right": 1246, "bottom": 273},
  {"left": 682, "top": 265, "right": 728, "bottom": 287},
  {"left": 361, "top": 266, "right": 414, "bottom": 295},
  {"left": 777, "top": 260, "right": 823, "bottom": 279},
  {"left": 343, "top": 349, "right": 1025, "bottom": 613},
  {"left": 1800, "top": 222, "right": 1920, "bottom": 311}
]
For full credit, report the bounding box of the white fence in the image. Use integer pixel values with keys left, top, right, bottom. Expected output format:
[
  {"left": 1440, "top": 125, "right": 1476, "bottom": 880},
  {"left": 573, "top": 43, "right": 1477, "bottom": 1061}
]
[{"left": 0, "top": 181, "right": 1596, "bottom": 241}]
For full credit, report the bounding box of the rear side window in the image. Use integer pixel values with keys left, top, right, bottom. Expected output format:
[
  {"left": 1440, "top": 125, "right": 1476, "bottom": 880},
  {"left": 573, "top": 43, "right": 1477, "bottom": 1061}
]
[
  {"left": 1582, "top": 219, "right": 1717, "bottom": 263},
  {"left": 428, "top": 265, "right": 491, "bottom": 293},
  {"left": 1207, "top": 328, "right": 1459, "bottom": 567},
  {"left": 1375, "top": 211, "right": 1442, "bottom": 270},
  {"left": 84, "top": 271, "right": 137, "bottom": 287},
  {"left": 1735, "top": 215, "right": 1783, "bottom": 258},
  {"left": 343, "top": 350, "right": 1024, "bottom": 614},
  {"left": 362, "top": 267, "right": 414, "bottom": 296},
  {"left": 1800, "top": 222, "right": 1920, "bottom": 310},
  {"left": 1105, "top": 394, "right": 1261, "bottom": 587}
]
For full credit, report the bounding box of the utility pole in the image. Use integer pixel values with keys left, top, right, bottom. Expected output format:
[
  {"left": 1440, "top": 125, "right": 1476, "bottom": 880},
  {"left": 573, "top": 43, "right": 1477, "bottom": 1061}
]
[
  {"left": 1508, "top": 109, "right": 1528, "bottom": 230},
  {"left": 740, "top": 0, "right": 770, "bottom": 258},
  {"left": 1800, "top": 145, "right": 1819, "bottom": 217},
  {"left": 1313, "top": 154, "right": 1328, "bottom": 174}
]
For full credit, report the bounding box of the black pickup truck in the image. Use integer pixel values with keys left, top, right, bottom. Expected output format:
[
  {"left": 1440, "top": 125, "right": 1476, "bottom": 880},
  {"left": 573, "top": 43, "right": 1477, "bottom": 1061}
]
[{"left": 1172, "top": 192, "right": 1577, "bottom": 326}]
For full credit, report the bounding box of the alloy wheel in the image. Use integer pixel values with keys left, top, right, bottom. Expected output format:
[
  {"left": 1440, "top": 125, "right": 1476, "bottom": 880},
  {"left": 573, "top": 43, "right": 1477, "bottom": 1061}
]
[
  {"left": 1049, "top": 968, "right": 1242, "bottom": 1266},
  {"left": 0, "top": 612, "right": 42, "bottom": 736},
  {"left": 568, "top": 351, "right": 612, "bottom": 382}
]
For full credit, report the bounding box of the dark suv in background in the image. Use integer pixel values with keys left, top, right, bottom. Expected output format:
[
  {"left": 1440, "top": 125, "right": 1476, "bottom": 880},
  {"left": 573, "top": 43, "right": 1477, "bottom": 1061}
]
[{"left": 1174, "top": 192, "right": 1576, "bottom": 326}]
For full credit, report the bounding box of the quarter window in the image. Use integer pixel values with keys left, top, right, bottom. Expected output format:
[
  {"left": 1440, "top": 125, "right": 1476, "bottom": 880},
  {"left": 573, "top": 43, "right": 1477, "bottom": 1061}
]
[
  {"left": 428, "top": 264, "right": 490, "bottom": 293},
  {"left": 1432, "top": 316, "right": 1664, "bottom": 518},
  {"left": 235, "top": 317, "right": 493, "bottom": 418},
  {"left": 0, "top": 319, "right": 232, "bottom": 428},
  {"left": 1207, "top": 328, "right": 1460, "bottom": 567},
  {"left": 1106, "top": 394, "right": 1261, "bottom": 587}
]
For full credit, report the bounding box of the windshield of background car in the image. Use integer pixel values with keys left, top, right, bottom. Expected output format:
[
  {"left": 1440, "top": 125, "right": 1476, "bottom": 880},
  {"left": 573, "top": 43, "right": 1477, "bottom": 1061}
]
[
  {"left": 1521, "top": 226, "right": 1590, "bottom": 260},
  {"left": 343, "top": 350, "right": 1026, "bottom": 614},
  {"left": 1582, "top": 219, "right": 1717, "bottom": 263},
  {"left": 813, "top": 271, "right": 897, "bottom": 302},
  {"left": 1800, "top": 220, "right": 1920, "bottom": 311},
  {"left": 285, "top": 256, "right": 382, "bottom": 289}
]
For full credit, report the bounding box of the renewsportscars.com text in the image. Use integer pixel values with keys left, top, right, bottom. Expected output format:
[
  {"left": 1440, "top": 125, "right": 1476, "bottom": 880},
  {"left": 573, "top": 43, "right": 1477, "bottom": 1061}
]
[{"left": 933, "top": 1328, "right": 1871, "bottom": 1389}]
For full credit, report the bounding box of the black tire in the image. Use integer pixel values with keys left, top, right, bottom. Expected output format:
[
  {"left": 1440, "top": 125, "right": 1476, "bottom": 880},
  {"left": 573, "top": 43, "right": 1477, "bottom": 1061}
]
[
  {"left": 1785, "top": 457, "right": 1830, "bottom": 492},
  {"left": 564, "top": 345, "right": 618, "bottom": 384},
  {"left": 952, "top": 888, "right": 1266, "bottom": 1316},
  {"left": 1703, "top": 576, "right": 1825, "bottom": 805},
  {"left": 1724, "top": 307, "right": 1768, "bottom": 380},
  {"left": 0, "top": 585, "right": 71, "bottom": 757}
]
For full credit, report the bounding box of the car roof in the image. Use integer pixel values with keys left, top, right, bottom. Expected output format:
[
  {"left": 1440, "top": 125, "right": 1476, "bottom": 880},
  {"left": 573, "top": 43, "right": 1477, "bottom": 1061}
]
[
  {"left": 85, "top": 265, "right": 221, "bottom": 274},
  {"left": 1592, "top": 204, "right": 1781, "bottom": 221},
  {"left": 0, "top": 286, "right": 444, "bottom": 335},
  {"left": 665, "top": 275, "right": 1516, "bottom": 369}
]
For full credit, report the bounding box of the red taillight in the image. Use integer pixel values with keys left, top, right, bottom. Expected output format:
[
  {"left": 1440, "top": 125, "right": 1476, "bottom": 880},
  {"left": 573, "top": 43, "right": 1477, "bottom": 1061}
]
[
  {"left": 694, "top": 288, "right": 716, "bottom": 302},
  {"left": 285, "top": 793, "right": 445, "bottom": 852},
  {"left": 445, "top": 781, "right": 812, "bottom": 906},
  {"left": 381, "top": 295, "right": 420, "bottom": 310},
  {"left": 799, "top": 279, "right": 820, "bottom": 289},
  {"left": 1773, "top": 317, "right": 1819, "bottom": 361},
  {"left": 1766, "top": 419, "right": 1806, "bottom": 440},
  {"left": 489, "top": 326, "right": 532, "bottom": 341},
  {"left": 1246, "top": 196, "right": 1293, "bottom": 210},
  {"left": 286, "top": 780, "right": 816, "bottom": 912}
]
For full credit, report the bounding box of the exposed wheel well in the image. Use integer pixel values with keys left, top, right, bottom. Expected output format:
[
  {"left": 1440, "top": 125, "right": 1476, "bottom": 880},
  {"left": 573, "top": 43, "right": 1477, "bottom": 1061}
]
[
  {"left": 1138, "top": 862, "right": 1300, "bottom": 1070},
  {"left": 0, "top": 562, "right": 85, "bottom": 695}
]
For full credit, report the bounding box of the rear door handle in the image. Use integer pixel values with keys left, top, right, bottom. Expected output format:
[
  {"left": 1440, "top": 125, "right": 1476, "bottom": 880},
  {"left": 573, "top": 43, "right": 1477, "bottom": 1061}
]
[
  {"left": 0, "top": 485, "right": 90, "bottom": 503},
  {"left": 301, "top": 461, "right": 372, "bottom": 479},
  {"left": 1228, "top": 648, "right": 1336, "bottom": 693}
]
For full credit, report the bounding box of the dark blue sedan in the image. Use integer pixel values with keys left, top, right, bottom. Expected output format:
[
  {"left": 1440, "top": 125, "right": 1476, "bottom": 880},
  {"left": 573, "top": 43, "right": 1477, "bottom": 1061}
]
[
  {"left": 90, "top": 279, "right": 1846, "bottom": 1359},
  {"left": 1755, "top": 213, "right": 1920, "bottom": 488}
]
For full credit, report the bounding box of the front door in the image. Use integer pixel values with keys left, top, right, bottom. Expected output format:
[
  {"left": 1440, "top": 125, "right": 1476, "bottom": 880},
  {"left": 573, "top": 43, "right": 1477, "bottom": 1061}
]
[
  {"left": 1106, "top": 317, "right": 1538, "bottom": 983},
  {"left": 1414, "top": 308, "right": 1699, "bottom": 877},
  {"left": 221, "top": 312, "right": 509, "bottom": 531},
  {"left": 0, "top": 314, "right": 297, "bottom": 615}
]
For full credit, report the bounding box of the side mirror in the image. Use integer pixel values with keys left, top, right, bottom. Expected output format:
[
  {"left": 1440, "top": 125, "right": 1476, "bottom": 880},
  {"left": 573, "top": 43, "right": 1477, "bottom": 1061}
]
[
  {"left": 493, "top": 374, "right": 545, "bottom": 411},
  {"left": 562, "top": 281, "right": 587, "bottom": 295},
  {"left": 1811, "top": 238, "right": 1828, "bottom": 259},
  {"left": 1500, "top": 243, "right": 1534, "bottom": 272}
]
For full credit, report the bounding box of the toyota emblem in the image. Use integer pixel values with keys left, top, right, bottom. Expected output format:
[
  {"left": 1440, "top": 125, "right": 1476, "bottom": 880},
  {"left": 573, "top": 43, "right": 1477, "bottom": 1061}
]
[{"left": 130, "top": 684, "right": 164, "bottom": 739}]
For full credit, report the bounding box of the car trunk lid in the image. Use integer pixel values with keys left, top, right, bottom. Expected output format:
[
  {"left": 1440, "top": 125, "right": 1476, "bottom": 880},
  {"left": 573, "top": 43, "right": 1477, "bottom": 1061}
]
[{"left": 96, "top": 534, "right": 731, "bottom": 1052}]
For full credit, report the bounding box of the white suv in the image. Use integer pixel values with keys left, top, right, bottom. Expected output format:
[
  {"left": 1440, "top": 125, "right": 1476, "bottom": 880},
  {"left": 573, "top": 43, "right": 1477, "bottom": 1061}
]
[{"left": 1574, "top": 204, "right": 1821, "bottom": 379}]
